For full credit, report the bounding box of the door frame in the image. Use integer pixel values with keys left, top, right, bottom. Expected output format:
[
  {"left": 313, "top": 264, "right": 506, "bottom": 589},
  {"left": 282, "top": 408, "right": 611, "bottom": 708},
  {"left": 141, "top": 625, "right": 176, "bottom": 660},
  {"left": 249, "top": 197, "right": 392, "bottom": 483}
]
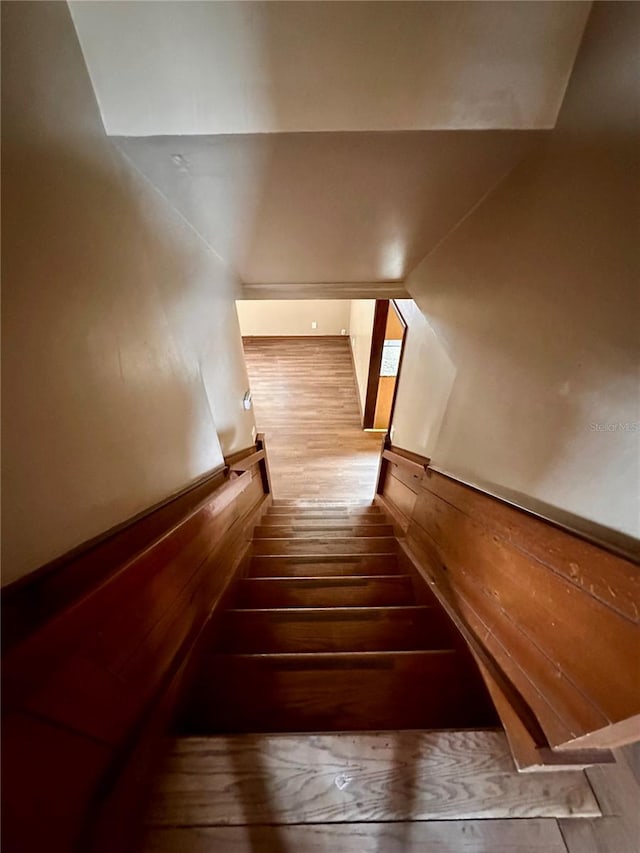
[{"left": 362, "top": 300, "right": 407, "bottom": 430}]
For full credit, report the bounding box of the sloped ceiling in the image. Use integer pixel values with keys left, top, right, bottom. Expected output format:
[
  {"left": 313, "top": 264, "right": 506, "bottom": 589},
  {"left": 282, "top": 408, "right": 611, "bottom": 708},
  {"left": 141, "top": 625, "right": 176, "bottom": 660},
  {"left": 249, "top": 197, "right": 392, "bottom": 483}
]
[
  {"left": 70, "top": 1, "right": 591, "bottom": 285},
  {"left": 117, "top": 130, "right": 540, "bottom": 283}
]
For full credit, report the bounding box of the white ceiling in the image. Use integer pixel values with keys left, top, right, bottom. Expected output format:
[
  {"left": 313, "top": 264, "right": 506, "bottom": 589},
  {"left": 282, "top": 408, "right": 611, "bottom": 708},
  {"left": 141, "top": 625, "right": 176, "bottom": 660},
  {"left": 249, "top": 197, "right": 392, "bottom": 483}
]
[
  {"left": 72, "top": 1, "right": 591, "bottom": 286},
  {"left": 71, "top": 1, "right": 590, "bottom": 135}
]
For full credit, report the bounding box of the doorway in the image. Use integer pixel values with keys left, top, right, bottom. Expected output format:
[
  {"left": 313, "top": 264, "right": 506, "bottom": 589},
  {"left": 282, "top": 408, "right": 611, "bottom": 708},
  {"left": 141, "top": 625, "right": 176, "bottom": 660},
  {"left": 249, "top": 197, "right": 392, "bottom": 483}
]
[{"left": 362, "top": 300, "right": 407, "bottom": 431}]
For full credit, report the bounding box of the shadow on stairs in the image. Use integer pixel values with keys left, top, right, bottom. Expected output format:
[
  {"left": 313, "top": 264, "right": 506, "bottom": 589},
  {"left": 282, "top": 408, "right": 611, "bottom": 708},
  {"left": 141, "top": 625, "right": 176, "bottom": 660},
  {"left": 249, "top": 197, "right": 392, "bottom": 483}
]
[{"left": 138, "top": 500, "right": 600, "bottom": 852}]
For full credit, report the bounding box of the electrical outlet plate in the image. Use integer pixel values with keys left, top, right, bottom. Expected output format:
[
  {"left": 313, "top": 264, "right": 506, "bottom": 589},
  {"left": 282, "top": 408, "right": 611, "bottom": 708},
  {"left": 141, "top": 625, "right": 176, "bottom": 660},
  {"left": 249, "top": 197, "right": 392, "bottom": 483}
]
[{"left": 311, "top": 321, "right": 317, "bottom": 329}]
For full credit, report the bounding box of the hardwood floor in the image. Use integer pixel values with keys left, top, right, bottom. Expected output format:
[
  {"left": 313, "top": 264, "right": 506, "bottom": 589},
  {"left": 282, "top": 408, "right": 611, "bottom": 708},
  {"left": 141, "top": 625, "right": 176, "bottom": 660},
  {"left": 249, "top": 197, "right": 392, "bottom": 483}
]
[{"left": 242, "top": 337, "right": 382, "bottom": 500}]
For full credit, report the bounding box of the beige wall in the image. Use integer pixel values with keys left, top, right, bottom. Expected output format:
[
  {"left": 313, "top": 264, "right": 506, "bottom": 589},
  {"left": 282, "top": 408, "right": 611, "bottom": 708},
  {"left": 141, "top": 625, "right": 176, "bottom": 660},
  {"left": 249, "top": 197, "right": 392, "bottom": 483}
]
[
  {"left": 398, "top": 2, "right": 640, "bottom": 538},
  {"left": 236, "top": 300, "right": 351, "bottom": 337},
  {"left": 1, "top": 2, "right": 255, "bottom": 584},
  {"left": 390, "top": 301, "right": 456, "bottom": 459},
  {"left": 349, "top": 300, "right": 376, "bottom": 419}
]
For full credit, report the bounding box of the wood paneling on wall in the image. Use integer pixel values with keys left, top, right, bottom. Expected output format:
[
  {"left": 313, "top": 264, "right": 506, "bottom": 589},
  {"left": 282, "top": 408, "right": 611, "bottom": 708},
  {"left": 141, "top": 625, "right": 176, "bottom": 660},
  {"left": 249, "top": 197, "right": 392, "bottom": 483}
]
[
  {"left": 376, "top": 446, "right": 640, "bottom": 768},
  {"left": 1, "top": 446, "right": 271, "bottom": 853}
]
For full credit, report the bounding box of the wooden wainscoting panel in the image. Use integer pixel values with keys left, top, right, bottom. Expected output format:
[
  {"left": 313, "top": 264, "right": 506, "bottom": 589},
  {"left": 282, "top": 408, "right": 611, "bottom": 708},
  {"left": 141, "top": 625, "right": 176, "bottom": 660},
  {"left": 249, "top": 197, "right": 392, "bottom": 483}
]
[
  {"left": 1, "top": 445, "right": 271, "bottom": 853},
  {"left": 376, "top": 447, "right": 640, "bottom": 764},
  {"left": 422, "top": 471, "right": 640, "bottom": 622},
  {"left": 1, "top": 464, "right": 229, "bottom": 652}
]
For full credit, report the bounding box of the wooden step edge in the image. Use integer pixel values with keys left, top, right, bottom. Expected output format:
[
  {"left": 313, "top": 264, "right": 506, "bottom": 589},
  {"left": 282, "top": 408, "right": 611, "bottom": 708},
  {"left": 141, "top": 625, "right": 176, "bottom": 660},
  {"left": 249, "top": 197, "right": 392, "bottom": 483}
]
[
  {"left": 251, "top": 553, "right": 398, "bottom": 560},
  {"left": 214, "top": 650, "right": 458, "bottom": 669},
  {"left": 252, "top": 541, "right": 399, "bottom": 555},
  {"left": 270, "top": 501, "right": 377, "bottom": 507},
  {"left": 267, "top": 504, "right": 384, "bottom": 517},
  {"left": 226, "top": 605, "right": 434, "bottom": 616},
  {"left": 257, "top": 521, "right": 391, "bottom": 525},
  {"left": 253, "top": 529, "right": 394, "bottom": 539},
  {"left": 239, "top": 574, "right": 413, "bottom": 584},
  {"left": 252, "top": 537, "right": 397, "bottom": 543},
  {"left": 263, "top": 515, "right": 385, "bottom": 521}
]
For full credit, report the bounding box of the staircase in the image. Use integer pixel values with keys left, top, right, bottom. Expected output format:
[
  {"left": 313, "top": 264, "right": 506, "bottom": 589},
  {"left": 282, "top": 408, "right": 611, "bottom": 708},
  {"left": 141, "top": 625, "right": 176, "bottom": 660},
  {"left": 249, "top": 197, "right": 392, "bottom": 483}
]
[
  {"left": 181, "top": 499, "right": 497, "bottom": 733},
  {"left": 139, "top": 501, "right": 602, "bottom": 851}
]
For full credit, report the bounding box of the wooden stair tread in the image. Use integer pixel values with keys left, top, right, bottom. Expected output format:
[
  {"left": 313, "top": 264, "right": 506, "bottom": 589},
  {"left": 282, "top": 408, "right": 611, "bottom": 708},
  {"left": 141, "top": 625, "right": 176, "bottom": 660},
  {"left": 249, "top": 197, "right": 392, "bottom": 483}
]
[
  {"left": 263, "top": 506, "right": 386, "bottom": 519},
  {"left": 221, "top": 606, "right": 453, "bottom": 653},
  {"left": 141, "top": 822, "right": 572, "bottom": 853},
  {"left": 237, "top": 575, "right": 416, "bottom": 607},
  {"left": 144, "top": 731, "right": 600, "bottom": 826},
  {"left": 261, "top": 512, "right": 384, "bottom": 524},
  {"left": 254, "top": 524, "right": 394, "bottom": 538},
  {"left": 250, "top": 554, "right": 400, "bottom": 576},
  {"left": 183, "top": 650, "right": 498, "bottom": 732},
  {"left": 252, "top": 537, "right": 397, "bottom": 556}
]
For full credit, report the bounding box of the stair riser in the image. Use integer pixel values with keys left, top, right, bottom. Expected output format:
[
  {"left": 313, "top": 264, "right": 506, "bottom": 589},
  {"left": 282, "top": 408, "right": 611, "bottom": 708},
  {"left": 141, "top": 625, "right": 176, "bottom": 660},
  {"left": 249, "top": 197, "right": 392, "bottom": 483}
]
[
  {"left": 222, "top": 608, "right": 453, "bottom": 653},
  {"left": 249, "top": 555, "right": 400, "bottom": 577},
  {"left": 185, "top": 652, "right": 495, "bottom": 732},
  {"left": 237, "top": 576, "right": 415, "bottom": 608}
]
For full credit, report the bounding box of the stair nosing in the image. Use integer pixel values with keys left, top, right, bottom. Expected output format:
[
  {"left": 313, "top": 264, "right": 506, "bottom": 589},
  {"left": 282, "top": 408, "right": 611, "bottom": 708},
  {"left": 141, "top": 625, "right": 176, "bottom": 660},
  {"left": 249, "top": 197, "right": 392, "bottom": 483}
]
[
  {"left": 214, "top": 650, "right": 457, "bottom": 661},
  {"left": 240, "top": 574, "right": 412, "bottom": 583},
  {"left": 227, "top": 605, "right": 433, "bottom": 615}
]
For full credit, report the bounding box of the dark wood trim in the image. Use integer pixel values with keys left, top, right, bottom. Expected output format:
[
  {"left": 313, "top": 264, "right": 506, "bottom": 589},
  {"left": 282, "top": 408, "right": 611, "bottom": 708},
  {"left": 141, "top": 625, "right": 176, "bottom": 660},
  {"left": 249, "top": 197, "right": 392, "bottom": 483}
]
[
  {"left": 2, "top": 446, "right": 261, "bottom": 651},
  {"left": 386, "top": 300, "right": 408, "bottom": 430},
  {"left": 227, "top": 449, "right": 265, "bottom": 472},
  {"left": 388, "top": 444, "right": 431, "bottom": 467},
  {"left": 255, "top": 433, "right": 273, "bottom": 495},
  {"left": 224, "top": 443, "right": 262, "bottom": 468},
  {"left": 362, "top": 300, "right": 389, "bottom": 429},
  {"left": 382, "top": 449, "right": 428, "bottom": 477},
  {"left": 376, "top": 438, "right": 430, "bottom": 496}
]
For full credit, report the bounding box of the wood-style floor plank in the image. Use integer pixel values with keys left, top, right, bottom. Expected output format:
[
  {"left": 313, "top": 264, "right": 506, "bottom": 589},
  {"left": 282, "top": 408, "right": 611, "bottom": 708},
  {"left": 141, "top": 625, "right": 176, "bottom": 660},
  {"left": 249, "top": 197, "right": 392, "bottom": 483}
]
[
  {"left": 559, "top": 745, "right": 640, "bottom": 852},
  {"left": 141, "top": 819, "right": 569, "bottom": 853},
  {"left": 242, "top": 337, "right": 383, "bottom": 501},
  {"left": 144, "top": 731, "right": 600, "bottom": 826}
]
